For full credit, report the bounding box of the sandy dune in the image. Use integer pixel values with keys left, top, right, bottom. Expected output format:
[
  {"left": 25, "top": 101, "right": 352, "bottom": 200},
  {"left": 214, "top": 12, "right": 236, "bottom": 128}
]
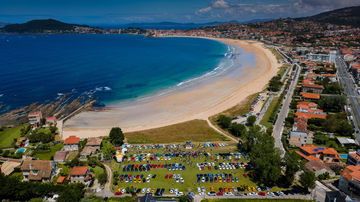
[{"left": 62, "top": 38, "right": 281, "bottom": 139}]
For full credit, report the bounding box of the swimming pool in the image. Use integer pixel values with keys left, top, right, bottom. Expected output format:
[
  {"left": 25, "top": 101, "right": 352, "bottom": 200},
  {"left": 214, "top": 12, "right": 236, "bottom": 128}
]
[
  {"left": 15, "top": 148, "right": 26, "bottom": 154},
  {"left": 339, "top": 154, "right": 348, "bottom": 159}
]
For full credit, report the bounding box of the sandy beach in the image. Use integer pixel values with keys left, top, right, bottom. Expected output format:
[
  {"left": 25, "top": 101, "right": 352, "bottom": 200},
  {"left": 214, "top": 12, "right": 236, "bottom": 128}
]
[{"left": 62, "top": 38, "right": 281, "bottom": 139}]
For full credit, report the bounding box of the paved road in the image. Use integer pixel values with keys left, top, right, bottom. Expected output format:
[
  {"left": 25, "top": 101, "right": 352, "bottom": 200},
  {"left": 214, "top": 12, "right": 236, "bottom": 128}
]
[
  {"left": 336, "top": 56, "right": 360, "bottom": 143},
  {"left": 272, "top": 64, "right": 301, "bottom": 156}
]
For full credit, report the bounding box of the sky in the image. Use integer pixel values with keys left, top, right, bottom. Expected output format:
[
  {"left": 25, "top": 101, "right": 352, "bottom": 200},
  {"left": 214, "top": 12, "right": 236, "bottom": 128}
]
[{"left": 1, "top": 0, "right": 360, "bottom": 24}]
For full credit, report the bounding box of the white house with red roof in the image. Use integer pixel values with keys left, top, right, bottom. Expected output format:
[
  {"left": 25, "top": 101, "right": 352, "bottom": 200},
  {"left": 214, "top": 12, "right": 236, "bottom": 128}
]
[
  {"left": 28, "top": 111, "right": 42, "bottom": 126},
  {"left": 63, "top": 136, "right": 80, "bottom": 151},
  {"left": 69, "top": 166, "right": 93, "bottom": 185}
]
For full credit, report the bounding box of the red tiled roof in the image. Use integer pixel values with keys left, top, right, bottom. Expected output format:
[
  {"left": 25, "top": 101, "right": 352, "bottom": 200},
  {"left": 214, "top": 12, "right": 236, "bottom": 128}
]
[
  {"left": 303, "top": 83, "right": 324, "bottom": 89},
  {"left": 46, "top": 117, "right": 57, "bottom": 121},
  {"left": 29, "top": 111, "right": 42, "bottom": 116},
  {"left": 64, "top": 136, "right": 80, "bottom": 144},
  {"left": 342, "top": 165, "right": 360, "bottom": 181},
  {"left": 296, "top": 111, "right": 327, "bottom": 119},
  {"left": 349, "top": 152, "right": 360, "bottom": 162},
  {"left": 322, "top": 74, "right": 336, "bottom": 77},
  {"left": 57, "top": 176, "right": 66, "bottom": 183},
  {"left": 301, "top": 92, "right": 320, "bottom": 100},
  {"left": 70, "top": 166, "right": 88, "bottom": 176}
]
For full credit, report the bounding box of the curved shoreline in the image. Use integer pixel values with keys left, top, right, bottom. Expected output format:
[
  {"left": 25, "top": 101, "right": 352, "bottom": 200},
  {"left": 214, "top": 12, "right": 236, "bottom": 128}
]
[{"left": 62, "top": 38, "right": 281, "bottom": 139}]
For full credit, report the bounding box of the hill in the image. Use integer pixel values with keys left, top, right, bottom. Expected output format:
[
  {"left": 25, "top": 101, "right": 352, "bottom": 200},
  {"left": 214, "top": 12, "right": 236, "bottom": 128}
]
[
  {"left": 0, "top": 22, "right": 8, "bottom": 28},
  {"left": 298, "top": 6, "right": 360, "bottom": 27},
  {"left": 0, "top": 19, "right": 88, "bottom": 33}
]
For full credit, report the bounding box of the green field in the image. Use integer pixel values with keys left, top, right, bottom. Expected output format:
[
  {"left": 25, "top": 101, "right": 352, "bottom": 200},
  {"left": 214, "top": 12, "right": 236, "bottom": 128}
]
[
  {"left": 111, "top": 145, "right": 262, "bottom": 195},
  {"left": 260, "top": 97, "right": 280, "bottom": 128},
  {"left": 125, "top": 120, "right": 228, "bottom": 144},
  {"left": 0, "top": 125, "right": 23, "bottom": 148},
  {"left": 277, "top": 64, "right": 291, "bottom": 78},
  {"left": 34, "top": 143, "right": 63, "bottom": 160}
]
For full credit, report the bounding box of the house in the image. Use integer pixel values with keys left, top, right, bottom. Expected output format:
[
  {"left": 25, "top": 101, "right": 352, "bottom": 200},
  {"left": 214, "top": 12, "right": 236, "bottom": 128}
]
[
  {"left": 53, "top": 151, "right": 69, "bottom": 163},
  {"left": 20, "top": 159, "right": 55, "bottom": 182},
  {"left": 85, "top": 137, "right": 102, "bottom": 150},
  {"left": 302, "top": 83, "right": 324, "bottom": 94},
  {"left": 45, "top": 117, "right": 57, "bottom": 125},
  {"left": 289, "top": 118, "right": 314, "bottom": 147},
  {"left": 296, "top": 101, "right": 327, "bottom": 119},
  {"left": 305, "top": 160, "right": 335, "bottom": 177},
  {"left": 301, "top": 92, "right": 320, "bottom": 100},
  {"left": 321, "top": 74, "right": 337, "bottom": 82},
  {"left": 63, "top": 136, "right": 80, "bottom": 151},
  {"left": 348, "top": 150, "right": 360, "bottom": 166},
  {"left": 28, "top": 111, "right": 42, "bottom": 126},
  {"left": 69, "top": 166, "right": 93, "bottom": 185},
  {"left": 339, "top": 165, "right": 360, "bottom": 198},
  {"left": 57, "top": 176, "right": 66, "bottom": 184},
  {"left": 1, "top": 161, "right": 21, "bottom": 176},
  {"left": 296, "top": 145, "right": 341, "bottom": 163},
  {"left": 336, "top": 137, "right": 357, "bottom": 147},
  {"left": 80, "top": 147, "right": 98, "bottom": 160}
]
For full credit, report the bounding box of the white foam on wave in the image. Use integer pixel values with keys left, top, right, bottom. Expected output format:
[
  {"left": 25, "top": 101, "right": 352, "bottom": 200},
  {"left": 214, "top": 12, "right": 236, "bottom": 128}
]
[{"left": 175, "top": 45, "right": 236, "bottom": 88}]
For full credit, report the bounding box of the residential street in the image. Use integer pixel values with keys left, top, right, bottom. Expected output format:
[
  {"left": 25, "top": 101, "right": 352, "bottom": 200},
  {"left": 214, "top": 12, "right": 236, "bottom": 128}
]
[
  {"left": 272, "top": 63, "right": 301, "bottom": 156},
  {"left": 336, "top": 56, "right": 360, "bottom": 144}
]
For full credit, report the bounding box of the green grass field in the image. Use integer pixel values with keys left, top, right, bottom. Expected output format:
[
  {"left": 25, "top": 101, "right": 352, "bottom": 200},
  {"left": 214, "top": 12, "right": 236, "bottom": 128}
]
[
  {"left": 260, "top": 97, "right": 280, "bottom": 128},
  {"left": 111, "top": 145, "right": 263, "bottom": 195},
  {"left": 277, "top": 64, "right": 291, "bottom": 78},
  {"left": 217, "top": 93, "right": 260, "bottom": 118},
  {"left": 34, "top": 143, "right": 63, "bottom": 160},
  {"left": 125, "top": 120, "right": 228, "bottom": 144},
  {"left": 0, "top": 125, "right": 23, "bottom": 148}
]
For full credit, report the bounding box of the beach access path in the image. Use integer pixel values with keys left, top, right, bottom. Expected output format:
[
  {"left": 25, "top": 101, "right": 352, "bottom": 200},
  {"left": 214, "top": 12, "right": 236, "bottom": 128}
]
[{"left": 206, "top": 119, "right": 238, "bottom": 143}]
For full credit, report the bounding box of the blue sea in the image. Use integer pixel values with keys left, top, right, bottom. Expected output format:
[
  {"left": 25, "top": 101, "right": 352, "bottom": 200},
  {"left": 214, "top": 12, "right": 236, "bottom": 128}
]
[{"left": 0, "top": 34, "right": 231, "bottom": 112}]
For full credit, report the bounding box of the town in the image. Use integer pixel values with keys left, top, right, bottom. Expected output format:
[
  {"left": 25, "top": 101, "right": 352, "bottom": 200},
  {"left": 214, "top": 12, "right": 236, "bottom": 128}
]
[{"left": 1, "top": 4, "right": 360, "bottom": 202}]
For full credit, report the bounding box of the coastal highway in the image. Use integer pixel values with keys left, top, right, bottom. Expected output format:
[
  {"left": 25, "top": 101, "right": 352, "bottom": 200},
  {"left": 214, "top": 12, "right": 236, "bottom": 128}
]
[
  {"left": 272, "top": 63, "right": 301, "bottom": 156},
  {"left": 336, "top": 56, "right": 360, "bottom": 143}
]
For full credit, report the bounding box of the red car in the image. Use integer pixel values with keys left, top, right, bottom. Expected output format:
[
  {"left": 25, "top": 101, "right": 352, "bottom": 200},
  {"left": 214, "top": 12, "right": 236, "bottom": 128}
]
[
  {"left": 258, "top": 192, "right": 266, "bottom": 196},
  {"left": 114, "top": 192, "right": 122, "bottom": 195},
  {"left": 216, "top": 192, "right": 223, "bottom": 196}
]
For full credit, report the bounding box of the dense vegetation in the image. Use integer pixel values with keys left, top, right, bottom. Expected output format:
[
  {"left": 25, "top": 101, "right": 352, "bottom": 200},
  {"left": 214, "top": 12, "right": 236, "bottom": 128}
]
[
  {"left": 109, "top": 127, "right": 125, "bottom": 146},
  {"left": 268, "top": 75, "right": 283, "bottom": 92},
  {"left": 0, "top": 174, "right": 85, "bottom": 202}
]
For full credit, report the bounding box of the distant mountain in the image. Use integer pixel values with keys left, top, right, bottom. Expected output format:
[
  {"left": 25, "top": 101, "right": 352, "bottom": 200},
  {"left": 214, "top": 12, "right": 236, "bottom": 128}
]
[
  {"left": 0, "top": 19, "right": 89, "bottom": 33},
  {"left": 0, "top": 22, "right": 8, "bottom": 28},
  {"left": 98, "top": 19, "right": 273, "bottom": 30},
  {"left": 99, "top": 21, "right": 233, "bottom": 30},
  {"left": 241, "top": 18, "right": 274, "bottom": 24},
  {"left": 298, "top": 6, "right": 360, "bottom": 27}
]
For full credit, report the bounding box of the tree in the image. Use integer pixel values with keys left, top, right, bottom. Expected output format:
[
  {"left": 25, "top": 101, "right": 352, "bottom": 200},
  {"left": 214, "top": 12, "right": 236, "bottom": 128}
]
[
  {"left": 283, "top": 151, "right": 301, "bottom": 187},
  {"left": 268, "top": 75, "right": 283, "bottom": 92},
  {"left": 98, "top": 173, "right": 107, "bottom": 185},
  {"left": 40, "top": 118, "right": 46, "bottom": 126},
  {"left": 109, "top": 127, "right": 124, "bottom": 146},
  {"left": 101, "top": 141, "right": 115, "bottom": 160},
  {"left": 299, "top": 170, "right": 316, "bottom": 191},
  {"left": 229, "top": 123, "right": 246, "bottom": 137},
  {"left": 247, "top": 116, "right": 256, "bottom": 126},
  {"left": 318, "top": 95, "right": 346, "bottom": 112},
  {"left": 217, "top": 115, "right": 232, "bottom": 129}
]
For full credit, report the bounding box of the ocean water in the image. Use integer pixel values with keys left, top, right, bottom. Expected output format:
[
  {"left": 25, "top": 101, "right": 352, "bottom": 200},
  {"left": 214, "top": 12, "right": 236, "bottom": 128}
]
[{"left": 0, "top": 34, "right": 233, "bottom": 112}]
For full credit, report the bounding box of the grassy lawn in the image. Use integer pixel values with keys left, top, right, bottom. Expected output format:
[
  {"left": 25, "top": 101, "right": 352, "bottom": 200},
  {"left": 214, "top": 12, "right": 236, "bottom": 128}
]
[
  {"left": 202, "top": 199, "right": 313, "bottom": 202},
  {"left": 34, "top": 143, "right": 63, "bottom": 160},
  {"left": 270, "top": 48, "right": 283, "bottom": 62},
  {"left": 260, "top": 97, "right": 280, "bottom": 128},
  {"left": 217, "top": 93, "right": 260, "bottom": 118},
  {"left": 0, "top": 125, "right": 24, "bottom": 148},
  {"left": 278, "top": 64, "right": 291, "bottom": 78},
  {"left": 125, "top": 120, "right": 227, "bottom": 144},
  {"left": 109, "top": 197, "right": 137, "bottom": 202}
]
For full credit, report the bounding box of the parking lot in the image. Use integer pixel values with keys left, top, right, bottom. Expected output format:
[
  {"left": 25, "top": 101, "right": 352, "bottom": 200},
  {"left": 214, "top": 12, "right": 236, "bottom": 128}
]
[{"left": 110, "top": 142, "right": 291, "bottom": 197}]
